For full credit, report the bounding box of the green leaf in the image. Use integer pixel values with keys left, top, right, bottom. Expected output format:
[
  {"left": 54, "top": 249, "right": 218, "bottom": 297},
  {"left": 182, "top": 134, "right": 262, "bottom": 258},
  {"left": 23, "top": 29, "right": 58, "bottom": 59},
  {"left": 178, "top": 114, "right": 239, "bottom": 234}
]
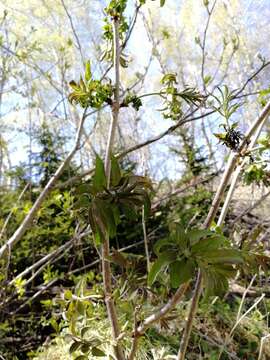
[
  {"left": 69, "top": 341, "right": 81, "bottom": 354},
  {"left": 69, "top": 80, "right": 80, "bottom": 90},
  {"left": 148, "top": 251, "right": 176, "bottom": 286},
  {"left": 203, "top": 270, "right": 229, "bottom": 297},
  {"left": 76, "top": 183, "right": 91, "bottom": 195},
  {"left": 111, "top": 204, "right": 121, "bottom": 226},
  {"left": 110, "top": 155, "right": 121, "bottom": 186},
  {"left": 188, "top": 229, "right": 213, "bottom": 246},
  {"left": 74, "top": 356, "right": 88, "bottom": 360},
  {"left": 153, "top": 237, "right": 172, "bottom": 256},
  {"left": 191, "top": 235, "right": 227, "bottom": 254},
  {"left": 204, "top": 249, "right": 244, "bottom": 265},
  {"left": 76, "top": 300, "right": 85, "bottom": 316},
  {"left": 160, "top": 0, "right": 166, "bottom": 6},
  {"left": 169, "top": 259, "right": 195, "bottom": 288},
  {"left": 161, "top": 73, "right": 177, "bottom": 85},
  {"left": 88, "top": 208, "right": 102, "bottom": 244},
  {"left": 81, "top": 344, "right": 90, "bottom": 353},
  {"left": 120, "top": 203, "right": 138, "bottom": 220},
  {"left": 174, "top": 226, "right": 189, "bottom": 251},
  {"left": 81, "top": 326, "right": 92, "bottom": 338},
  {"left": 92, "top": 347, "right": 106, "bottom": 357},
  {"left": 85, "top": 60, "right": 92, "bottom": 82},
  {"left": 93, "top": 155, "right": 106, "bottom": 193},
  {"left": 211, "top": 264, "right": 237, "bottom": 278},
  {"left": 93, "top": 199, "right": 116, "bottom": 238}
]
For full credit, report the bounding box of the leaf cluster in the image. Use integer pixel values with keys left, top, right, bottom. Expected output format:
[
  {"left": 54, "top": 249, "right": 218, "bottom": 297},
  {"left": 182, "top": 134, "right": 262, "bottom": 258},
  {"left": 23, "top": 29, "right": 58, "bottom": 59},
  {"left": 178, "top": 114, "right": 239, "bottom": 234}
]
[
  {"left": 211, "top": 85, "right": 242, "bottom": 122},
  {"left": 104, "top": 0, "right": 128, "bottom": 19},
  {"left": 149, "top": 225, "right": 246, "bottom": 297},
  {"left": 160, "top": 73, "right": 204, "bottom": 120},
  {"left": 74, "top": 155, "right": 152, "bottom": 244},
  {"left": 69, "top": 337, "right": 105, "bottom": 359},
  {"left": 243, "top": 163, "right": 270, "bottom": 186},
  {"left": 68, "top": 61, "right": 113, "bottom": 109},
  {"left": 122, "top": 92, "right": 143, "bottom": 111},
  {"left": 101, "top": 1, "right": 129, "bottom": 65},
  {"left": 214, "top": 123, "right": 244, "bottom": 151}
]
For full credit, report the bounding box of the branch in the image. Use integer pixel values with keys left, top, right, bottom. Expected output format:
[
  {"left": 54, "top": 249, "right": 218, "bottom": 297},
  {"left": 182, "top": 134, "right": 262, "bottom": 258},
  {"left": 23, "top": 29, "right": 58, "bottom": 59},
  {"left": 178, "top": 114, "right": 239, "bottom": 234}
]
[
  {"left": 136, "top": 282, "right": 189, "bottom": 337},
  {"left": 57, "top": 108, "right": 216, "bottom": 189},
  {"left": 200, "top": 0, "right": 218, "bottom": 92},
  {"left": 231, "top": 189, "right": 270, "bottom": 226},
  {"left": 177, "top": 99, "right": 270, "bottom": 360},
  {"left": 8, "top": 226, "right": 90, "bottom": 287},
  {"left": 234, "top": 61, "right": 270, "bottom": 98},
  {"left": 60, "top": 0, "right": 84, "bottom": 64},
  {"left": 217, "top": 117, "right": 267, "bottom": 226},
  {"left": 102, "top": 17, "right": 125, "bottom": 360},
  {"left": 0, "top": 108, "right": 88, "bottom": 260},
  {"left": 128, "top": 283, "right": 189, "bottom": 360}
]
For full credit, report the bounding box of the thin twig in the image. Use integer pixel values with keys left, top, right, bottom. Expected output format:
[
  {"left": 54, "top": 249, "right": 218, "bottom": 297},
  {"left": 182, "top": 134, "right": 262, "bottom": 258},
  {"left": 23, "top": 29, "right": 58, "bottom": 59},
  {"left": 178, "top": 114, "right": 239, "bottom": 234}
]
[
  {"left": 136, "top": 282, "right": 189, "bottom": 336},
  {"left": 201, "top": 0, "right": 218, "bottom": 92},
  {"left": 218, "top": 293, "right": 265, "bottom": 359},
  {"left": 60, "top": 0, "right": 84, "bottom": 64},
  {"left": 258, "top": 334, "right": 270, "bottom": 360},
  {"left": 236, "top": 274, "right": 257, "bottom": 322},
  {"left": 128, "top": 283, "right": 189, "bottom": 358},
  {"left": 231, "top": 190, "right": 270, "bottom": 225}
]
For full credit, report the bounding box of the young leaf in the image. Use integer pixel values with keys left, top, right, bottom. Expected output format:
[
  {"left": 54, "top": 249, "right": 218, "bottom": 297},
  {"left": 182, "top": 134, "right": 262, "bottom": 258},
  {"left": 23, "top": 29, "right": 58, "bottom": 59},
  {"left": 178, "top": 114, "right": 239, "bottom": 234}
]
[
  {"left": 153, "top": 237, "right": 173, "bottom": 256},
  {"left": 85, "top": 60, "right": 92, "bottom": 82},
  {"left": 92, "top": 347, "right": 106, "bottom": 357},
  {"left": 69, "top": 80, "right": 80, "bottom": 90},
  {"left": 148, "top": 251, "right": 176, "bottom": 286},
  {"left": 81, "top": 326, "right": 92, "bottom": 338},
  {"left": 93, "top": 155, "right": 106, "bottom": 193},
  {"left": 161, "top": 73, "right": 177, "bottom": 85},
  {"left": 69, "top": 341, "right": 81, "bottom": 354},
  {"left": 81, "top": 344, "right": 90, "bottom": 353},
  {"left": 76, "top": 300, "right": 85, "bottom": 316},
  {"left": 88, "top": 208, "right": 102, "bottom": 244},
  {"left": 160, "top": 0, "right": 166, "bottom": 7},
  {"left": 110, "top": 154, "right": 121, "bottom": 186},
  {"left": 93, "top": 199, "right": 116, "bottom": 238}
]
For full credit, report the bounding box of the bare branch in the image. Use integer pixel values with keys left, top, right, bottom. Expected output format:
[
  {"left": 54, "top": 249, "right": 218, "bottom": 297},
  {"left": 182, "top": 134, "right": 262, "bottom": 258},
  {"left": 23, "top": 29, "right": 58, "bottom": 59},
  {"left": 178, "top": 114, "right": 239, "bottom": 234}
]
[
  {"left": 0, "top": 108, "right": 88, "bottom": 260},
  {"left": 60, "top": 0, "right": 84, "bottom": 65}
]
